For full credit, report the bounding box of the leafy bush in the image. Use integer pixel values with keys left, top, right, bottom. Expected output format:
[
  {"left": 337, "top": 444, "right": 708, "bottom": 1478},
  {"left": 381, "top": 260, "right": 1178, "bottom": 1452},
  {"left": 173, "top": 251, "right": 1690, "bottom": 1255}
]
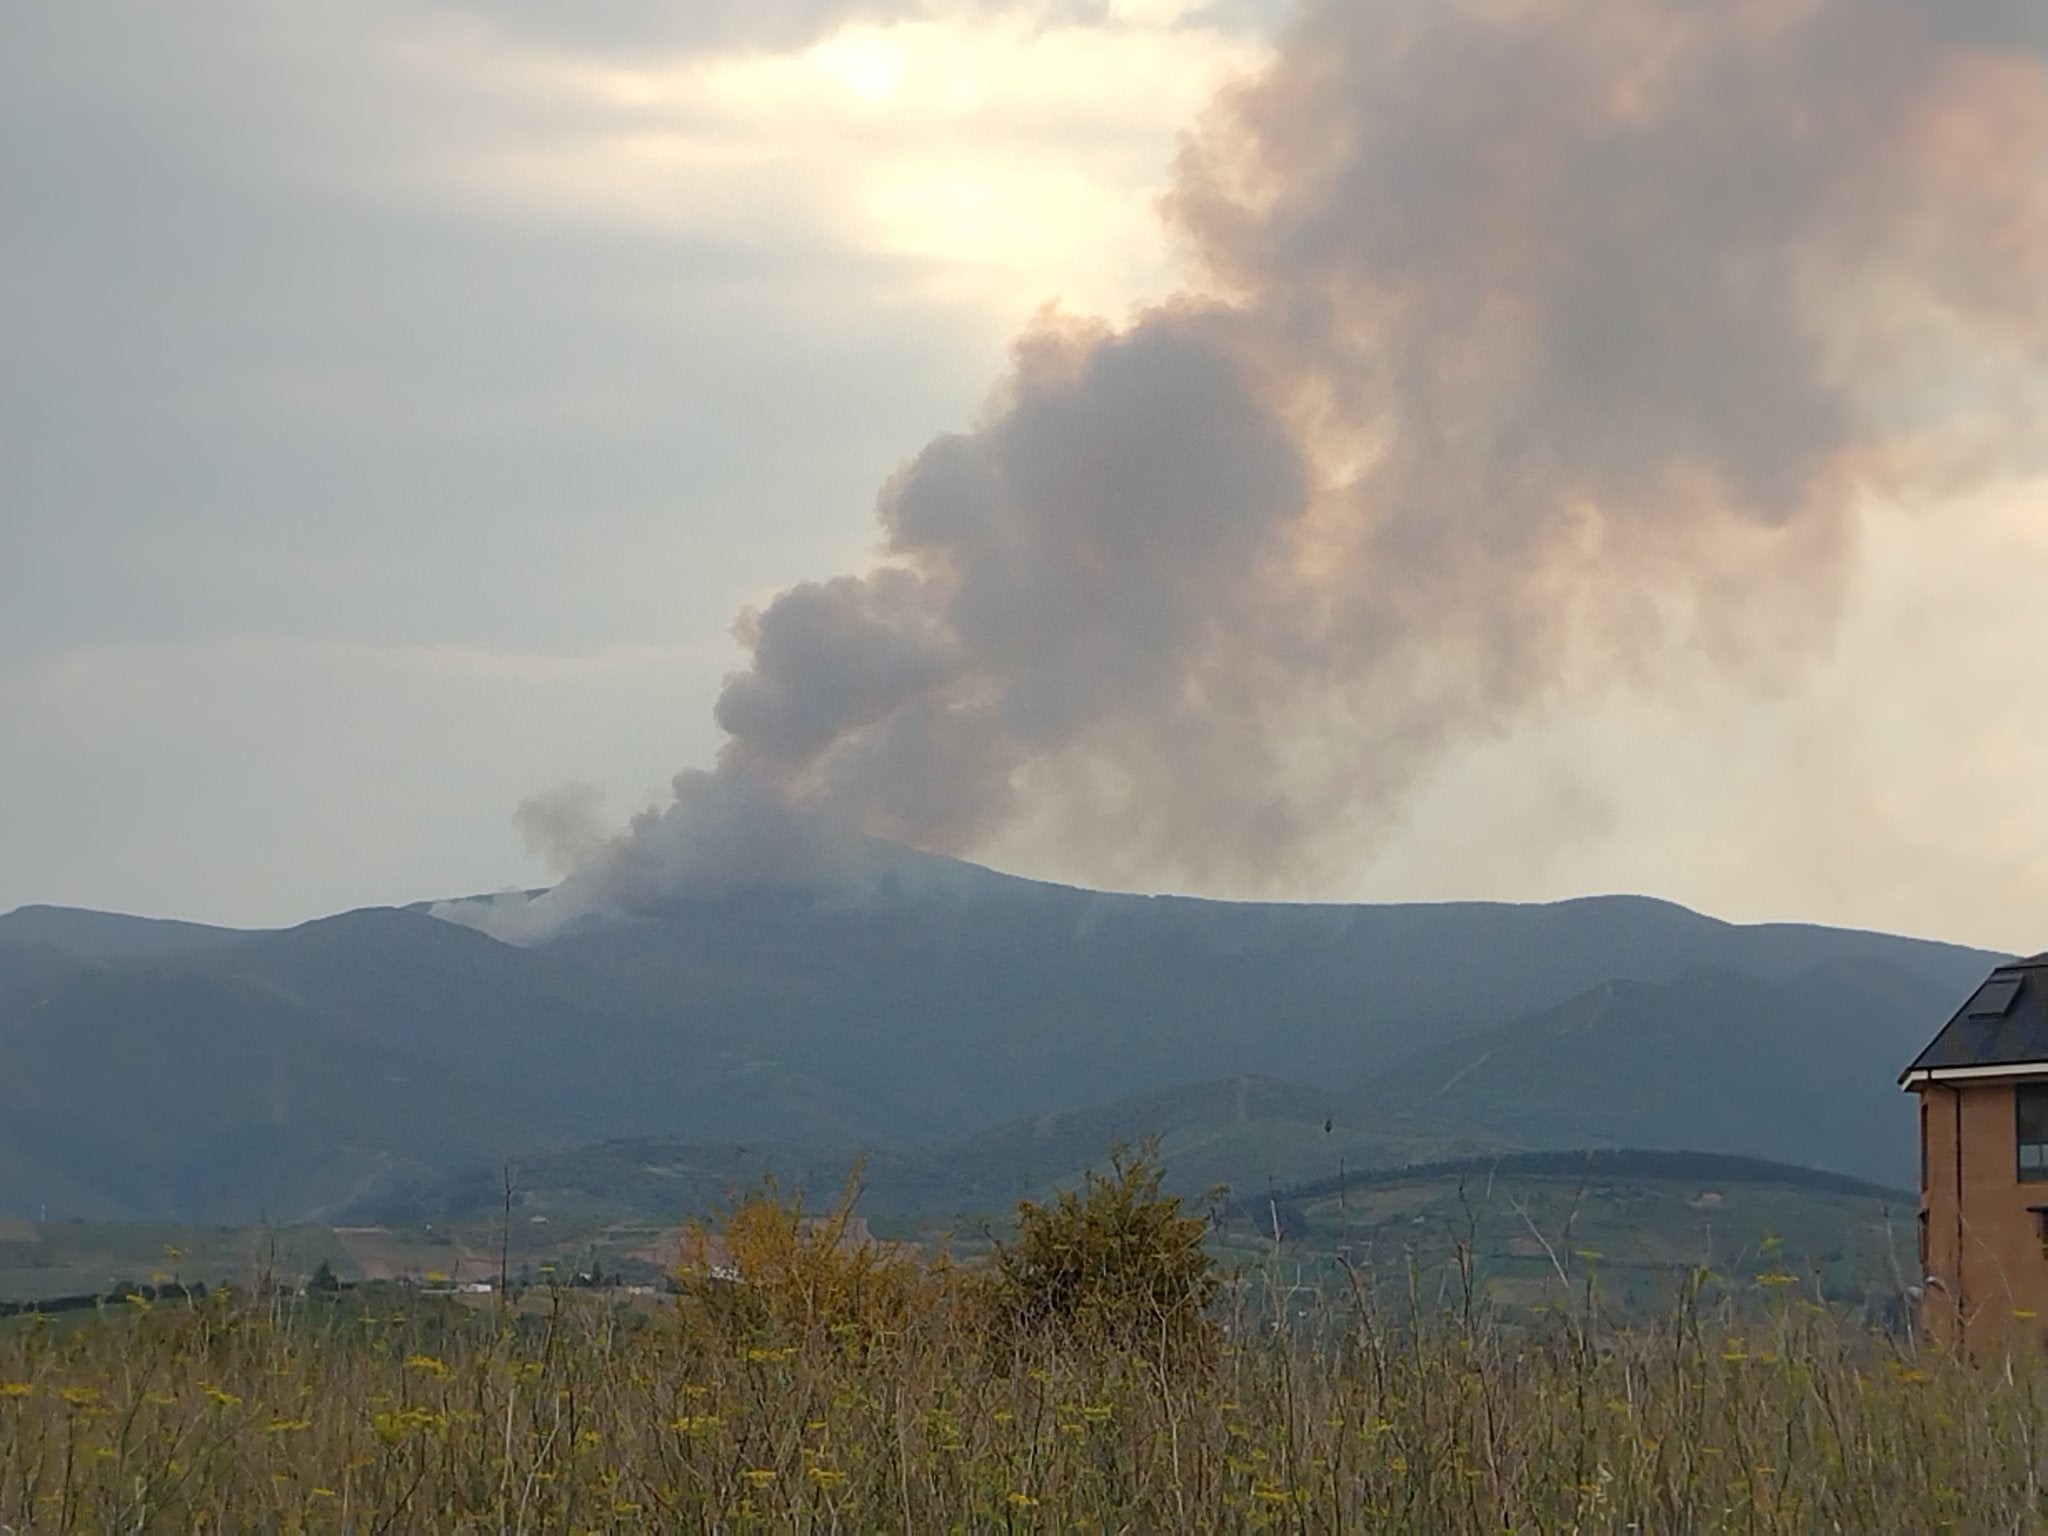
[
  {"left": 675, "top": 1174, "right": 949, "bottom": 1350},
  {"left": 988, "top": 1143, "right": 1217, "bottom": 1357}
]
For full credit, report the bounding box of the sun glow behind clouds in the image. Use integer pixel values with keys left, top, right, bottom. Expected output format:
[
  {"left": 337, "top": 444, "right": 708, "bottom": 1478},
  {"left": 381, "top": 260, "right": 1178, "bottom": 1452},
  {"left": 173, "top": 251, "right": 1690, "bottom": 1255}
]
[
  {"left": 409, "top": 9, "right": 1267, "bottom": 323},
  {"left": 811, "top": 27, "right": 913, "bottom": 104}
]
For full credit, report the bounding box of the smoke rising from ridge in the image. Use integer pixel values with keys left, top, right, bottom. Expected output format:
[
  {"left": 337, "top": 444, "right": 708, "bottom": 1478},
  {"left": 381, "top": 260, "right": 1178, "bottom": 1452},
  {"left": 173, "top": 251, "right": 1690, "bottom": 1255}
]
[{"left": 443, "top": 0, "right": 2048, "bottom": 942}]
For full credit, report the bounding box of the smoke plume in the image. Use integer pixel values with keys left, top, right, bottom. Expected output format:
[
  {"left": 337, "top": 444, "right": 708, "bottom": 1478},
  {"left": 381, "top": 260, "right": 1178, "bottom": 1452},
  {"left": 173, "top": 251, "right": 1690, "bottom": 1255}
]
[{"left": 443, "top": 0, "right": 2048, "bottom": 942}]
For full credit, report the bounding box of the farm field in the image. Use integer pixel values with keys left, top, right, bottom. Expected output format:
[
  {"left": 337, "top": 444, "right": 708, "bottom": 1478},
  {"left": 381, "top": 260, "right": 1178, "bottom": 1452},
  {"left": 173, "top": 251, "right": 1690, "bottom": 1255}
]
[
  {"left": 0, "top": 1223, "right": 349, "bottom": 1304},
  {"left": 0, "top": 1220, "right": 607, "bottom": 1303}
]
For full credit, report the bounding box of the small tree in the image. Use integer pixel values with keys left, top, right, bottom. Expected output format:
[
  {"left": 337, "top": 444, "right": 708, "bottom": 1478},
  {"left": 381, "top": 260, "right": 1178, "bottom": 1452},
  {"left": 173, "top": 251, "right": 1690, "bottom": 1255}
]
[
  {"left": 990, "top": 1143, "right": 1217, "bottom": 1358},
  {"left": 675, "top": 1169, "right": 945, "bottom": 1352}
]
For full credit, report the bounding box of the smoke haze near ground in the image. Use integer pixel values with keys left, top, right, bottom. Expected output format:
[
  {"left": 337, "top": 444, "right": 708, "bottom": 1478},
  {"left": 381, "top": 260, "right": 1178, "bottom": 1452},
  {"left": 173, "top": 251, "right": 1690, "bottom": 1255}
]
[{"left": 441, "top": 0, "right": 2048, "bottom": 943}]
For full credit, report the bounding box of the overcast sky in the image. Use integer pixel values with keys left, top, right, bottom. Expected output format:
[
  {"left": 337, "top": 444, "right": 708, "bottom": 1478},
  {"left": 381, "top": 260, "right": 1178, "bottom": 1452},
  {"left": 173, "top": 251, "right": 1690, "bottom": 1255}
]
[{"left": 4, "top": 0, "right": 2046, "bottom": 952}]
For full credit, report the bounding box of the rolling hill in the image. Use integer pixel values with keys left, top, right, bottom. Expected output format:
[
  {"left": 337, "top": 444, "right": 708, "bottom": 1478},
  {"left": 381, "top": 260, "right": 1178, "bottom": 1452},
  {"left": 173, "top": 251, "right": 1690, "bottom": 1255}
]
[
  {"left": 370, "top": 1073, "right": 1497, "bottom": 1232},
  {"left": 0, "top": 949, "right": 513, "bottom": 1222},
  {"left": 0, "top": 857, "right": 2003, "bottom": 1221},
  {"left": 1360, "top": 958, "right": 1958, "bottom": 1188},
  {"left": 1242, "top": 1148, "right": 1920, "bottom": 1320},
  {"left": 0, "top": 905, "right": 260, "bottom": 960}
]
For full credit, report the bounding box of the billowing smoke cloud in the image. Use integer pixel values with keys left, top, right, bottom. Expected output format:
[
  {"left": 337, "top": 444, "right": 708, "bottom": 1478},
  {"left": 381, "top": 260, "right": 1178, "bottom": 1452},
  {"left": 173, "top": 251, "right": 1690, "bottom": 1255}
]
[{"left": 443, "top": 0, "right": 2048, "bottom": 942}]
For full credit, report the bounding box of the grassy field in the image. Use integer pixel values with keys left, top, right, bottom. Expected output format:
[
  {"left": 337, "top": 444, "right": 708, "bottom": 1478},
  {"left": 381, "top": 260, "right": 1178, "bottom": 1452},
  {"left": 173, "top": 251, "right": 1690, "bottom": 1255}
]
[
  {"left": 0, "top": 1148, "right": 2036, "bottom": 1532},
  {"left": 1, "top": 1262, "right": 2041, "bottom": 1530},
  {"left": 0, "top": 1150, "right": 1964, "bottom": 1529}
]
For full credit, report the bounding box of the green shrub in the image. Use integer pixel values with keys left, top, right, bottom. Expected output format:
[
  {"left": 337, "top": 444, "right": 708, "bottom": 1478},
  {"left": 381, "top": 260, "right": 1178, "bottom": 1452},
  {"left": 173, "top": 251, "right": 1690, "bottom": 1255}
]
[
  {"left": 674, "top": 1174, "right": 953, "bottom": 1352},
  {"left": 988, "top": 1143, "right": 1217, "bottom": 1357}
]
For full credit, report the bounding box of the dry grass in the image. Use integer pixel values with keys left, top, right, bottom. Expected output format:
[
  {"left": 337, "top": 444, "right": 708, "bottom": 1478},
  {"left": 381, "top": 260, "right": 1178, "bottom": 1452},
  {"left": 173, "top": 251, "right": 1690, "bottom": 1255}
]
[{"left": 2, "top": 1254, "right": 2045, "bottom": 1531}]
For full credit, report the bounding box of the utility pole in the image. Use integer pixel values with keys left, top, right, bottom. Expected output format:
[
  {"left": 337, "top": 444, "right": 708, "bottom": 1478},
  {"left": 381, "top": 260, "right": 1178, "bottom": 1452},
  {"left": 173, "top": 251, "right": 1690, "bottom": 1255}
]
[{"left": 498, "top": 1163, "right": 514, "bottom": 1316}]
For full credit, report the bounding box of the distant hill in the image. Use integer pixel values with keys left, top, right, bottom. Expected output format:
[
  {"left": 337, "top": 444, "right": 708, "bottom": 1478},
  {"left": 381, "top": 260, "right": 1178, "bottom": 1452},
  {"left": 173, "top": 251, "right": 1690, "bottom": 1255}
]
[
  {"left": 0, "top": 948, "right": 521, "bottom": 1222},
  {"left": 0, "top": 859, "right": 2003, "bottom": 1221},
  {"left": 1360, "top": 959, "right": 1957, "bottom": 1188},
  {"left": 1266, "top": 1146, "right": 1913, "bottom": 1209},
  {"left": 372, "top": 1071, "right": 1926, "bottom": 1242},
  {"left": 0, "top": 904, "right": 258, "bottom": 960},
  {"left": 372, "top": 1073, "right": 1493, "bottom": 1230},
  {"left": 945, "top": 1074, "right": 1494, "bottom": 1205},
  {"left": 1247, "top": 1148, "right": 1920, "bottom": 1319}
]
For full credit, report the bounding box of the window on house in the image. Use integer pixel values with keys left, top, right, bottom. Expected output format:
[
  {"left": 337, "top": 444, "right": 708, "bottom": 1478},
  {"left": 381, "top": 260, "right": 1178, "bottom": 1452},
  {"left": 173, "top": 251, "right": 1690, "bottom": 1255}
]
[{"left": 2018, "top": 1084, "right": 2048, "bottom": 1181}]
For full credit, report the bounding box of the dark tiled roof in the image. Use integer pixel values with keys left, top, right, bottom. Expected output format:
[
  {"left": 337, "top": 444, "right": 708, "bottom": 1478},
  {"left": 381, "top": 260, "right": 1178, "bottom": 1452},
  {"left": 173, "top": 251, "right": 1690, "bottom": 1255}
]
[{"left": 1902, "top": 955, "right": 2048, "bottom": 1080}]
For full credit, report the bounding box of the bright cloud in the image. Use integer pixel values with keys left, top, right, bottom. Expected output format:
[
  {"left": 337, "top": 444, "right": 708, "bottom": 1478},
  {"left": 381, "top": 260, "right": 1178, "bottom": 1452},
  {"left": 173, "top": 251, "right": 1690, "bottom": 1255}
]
[{"left": 380, "top": 8, "right": 1266, "bottom": 320}]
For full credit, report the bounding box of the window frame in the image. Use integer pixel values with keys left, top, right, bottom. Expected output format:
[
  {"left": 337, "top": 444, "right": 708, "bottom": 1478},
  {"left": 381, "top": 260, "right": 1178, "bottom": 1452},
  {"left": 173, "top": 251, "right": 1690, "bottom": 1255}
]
[{"left": 2018, "top": 1082, "right": 2048, "bottom": 1183}]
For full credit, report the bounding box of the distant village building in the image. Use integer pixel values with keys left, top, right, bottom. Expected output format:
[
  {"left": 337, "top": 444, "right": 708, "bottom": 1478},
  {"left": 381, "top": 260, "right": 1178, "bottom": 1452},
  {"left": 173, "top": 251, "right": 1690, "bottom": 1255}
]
[
  {"left": 637, "top": 1216, "right": 879, "bottom": 1282},
  {"left": 1901, "top": 952, "right": 2048, "bottom": 1350}
]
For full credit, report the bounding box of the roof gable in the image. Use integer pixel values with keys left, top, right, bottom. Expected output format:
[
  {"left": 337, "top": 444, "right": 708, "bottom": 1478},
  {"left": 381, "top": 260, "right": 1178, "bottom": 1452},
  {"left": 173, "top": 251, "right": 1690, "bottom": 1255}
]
[{"left": 1903, "top": 955, "right": 2048, "bottom": 1080}]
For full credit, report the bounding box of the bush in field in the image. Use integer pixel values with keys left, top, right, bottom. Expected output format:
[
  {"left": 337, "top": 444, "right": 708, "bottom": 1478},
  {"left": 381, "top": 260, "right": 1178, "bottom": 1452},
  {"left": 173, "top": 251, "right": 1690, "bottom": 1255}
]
[
  {"left": 988, "top": 1144, "right": 1217, "bottom": 1356},
  {"left": 674, "top": 1174, "right": 948, "bottom": 1348}
]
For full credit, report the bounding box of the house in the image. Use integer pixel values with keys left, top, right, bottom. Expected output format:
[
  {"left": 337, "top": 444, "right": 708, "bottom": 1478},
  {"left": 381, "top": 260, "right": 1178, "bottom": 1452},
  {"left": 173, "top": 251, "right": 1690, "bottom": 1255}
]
[{"left": 1901, "top": 952, "right": 2048, "bottom": 1349}]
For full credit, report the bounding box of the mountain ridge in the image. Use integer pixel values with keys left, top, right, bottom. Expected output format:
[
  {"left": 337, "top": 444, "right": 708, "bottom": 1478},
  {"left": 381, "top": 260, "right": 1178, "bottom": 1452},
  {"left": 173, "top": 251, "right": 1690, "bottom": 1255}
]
[{"left": 0, "top": 864, "right": 2005, "bottom": 1222}]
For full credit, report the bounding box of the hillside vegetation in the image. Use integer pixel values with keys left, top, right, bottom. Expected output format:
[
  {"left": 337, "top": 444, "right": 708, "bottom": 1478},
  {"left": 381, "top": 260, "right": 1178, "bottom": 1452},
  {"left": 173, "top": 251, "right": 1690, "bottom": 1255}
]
[
  {"left": 0, "top": 862, "right": 1998, "bottom": 1221},
  {"left": 1, "top": 1144, "right": 1918, "bottom": 1332}
]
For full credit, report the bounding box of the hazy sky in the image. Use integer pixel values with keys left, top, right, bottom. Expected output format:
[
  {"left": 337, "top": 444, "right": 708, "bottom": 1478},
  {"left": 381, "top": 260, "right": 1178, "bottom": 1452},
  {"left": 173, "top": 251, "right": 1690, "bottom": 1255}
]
[{"left": 4, "top": 0, "right": 2046, "bottom": 951}]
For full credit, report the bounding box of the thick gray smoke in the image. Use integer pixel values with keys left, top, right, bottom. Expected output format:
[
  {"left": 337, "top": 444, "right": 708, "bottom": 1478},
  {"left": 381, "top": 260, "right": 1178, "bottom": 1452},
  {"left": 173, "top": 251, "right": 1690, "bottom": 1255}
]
[{"left": 443, "top": 0, "right": 2048, "bottom": 942}]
